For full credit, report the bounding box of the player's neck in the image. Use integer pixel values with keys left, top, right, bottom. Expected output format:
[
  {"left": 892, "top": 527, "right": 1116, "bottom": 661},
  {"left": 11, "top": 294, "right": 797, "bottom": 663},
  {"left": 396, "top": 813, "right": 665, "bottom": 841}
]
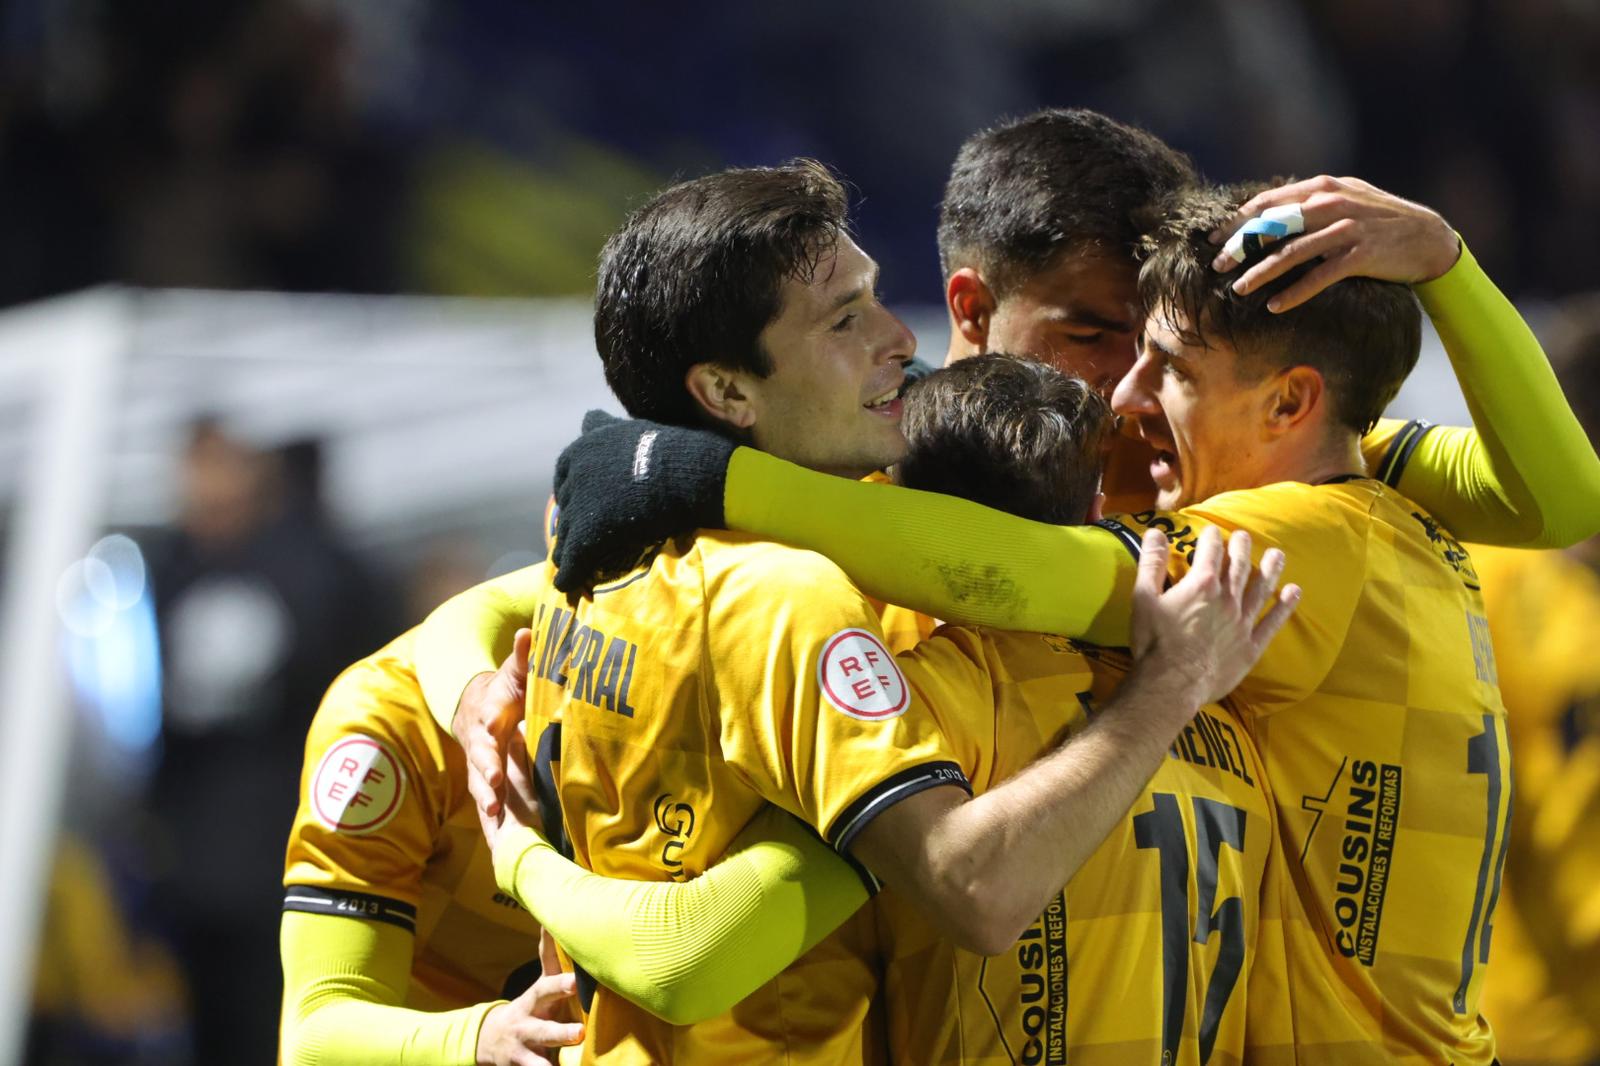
[{"left": 1252, "top": 427, "right": 1366, "bottom": 490}]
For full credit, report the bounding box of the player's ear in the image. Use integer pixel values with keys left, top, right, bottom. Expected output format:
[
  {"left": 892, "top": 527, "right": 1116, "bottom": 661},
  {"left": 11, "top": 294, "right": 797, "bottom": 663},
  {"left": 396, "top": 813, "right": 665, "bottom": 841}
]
[
  {"left": 1263, "top": 365, "right": 1325, "bottom": 436},
  {"left": 947, "top": 268, "right": 996, "bottom": 353},
  {"left": 685, "top": 363, "right": 757, "bottom": 430}
]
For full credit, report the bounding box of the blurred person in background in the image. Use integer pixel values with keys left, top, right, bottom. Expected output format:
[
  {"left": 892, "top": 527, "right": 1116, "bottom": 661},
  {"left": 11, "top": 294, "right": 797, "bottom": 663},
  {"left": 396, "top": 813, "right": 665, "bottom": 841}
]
[
  {"left": 26, "top": 836, "right": 189, "bottom": 1065},
  {"left": 1472, "top": 297, "right": 1600, "bottom": 1066},
  {"left": 145, "top": 419, "right": 393, "bottom": 1063}
]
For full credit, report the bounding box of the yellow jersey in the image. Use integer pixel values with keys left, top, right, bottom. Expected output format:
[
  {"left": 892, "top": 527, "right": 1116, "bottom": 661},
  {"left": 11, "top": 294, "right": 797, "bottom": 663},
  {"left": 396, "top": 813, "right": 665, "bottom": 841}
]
[
  {"left": 877, "top": 630, "right": 1273, "bottom": 1066},
  {"left": 522, "top": 538, "right": 969, "bottom": 1065},
  {"left": 1107, "top": 477, "right": 1510, "bottom": 1065},
  {"left": 1471, "top": 545, "right": 1600, "bottom": 1064},
  {"left": 282, "top": 630, "right": 546, "bottom": 1009}
]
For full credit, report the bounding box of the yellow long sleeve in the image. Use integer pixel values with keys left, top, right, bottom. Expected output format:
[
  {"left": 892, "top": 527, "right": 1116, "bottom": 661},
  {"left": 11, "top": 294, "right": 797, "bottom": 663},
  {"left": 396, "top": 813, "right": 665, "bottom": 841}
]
[
  {"left": 414, "top": 566, "right": 546, "bottom": 733},
  {"left": 492, "top": 806, "right": 868, "bottom": 1026},
  {"left": 725, "top": 449, "right": 1140, "bottom": 642},
  {"left": 1402, "top": 240, "right": 1600, "bottom": 547},
  {"left": 279, "top": 912, "right": 495, "bottom": 1066}
]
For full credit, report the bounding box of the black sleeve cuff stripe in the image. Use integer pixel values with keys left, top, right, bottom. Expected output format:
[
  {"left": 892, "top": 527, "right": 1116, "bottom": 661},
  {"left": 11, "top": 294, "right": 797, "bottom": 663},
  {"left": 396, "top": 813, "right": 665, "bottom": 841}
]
[
  {"left": 282, "top": 885, "right": 418, "bottom": 932},
  {"left": 793, "top": 816, "right": 881, "bottom": 895},
  {"left": 1376, "top": 419, "right": 1435, "bottom": 487},
  {"left": 828, "top": 761, "right": 971, "bottom": 858},
  {"left": 841, "top": 849, "right": 882, "bottom": 896},
  {"left": 1093, "top": 518, "right": 1145, "bottom": 561}
]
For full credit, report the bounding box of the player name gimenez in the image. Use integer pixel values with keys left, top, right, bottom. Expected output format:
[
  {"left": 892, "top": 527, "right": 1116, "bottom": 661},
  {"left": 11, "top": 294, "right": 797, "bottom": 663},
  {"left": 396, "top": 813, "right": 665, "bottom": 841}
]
[{"left": 1167, "top": 707, "right": 1255, "bottom": 785}]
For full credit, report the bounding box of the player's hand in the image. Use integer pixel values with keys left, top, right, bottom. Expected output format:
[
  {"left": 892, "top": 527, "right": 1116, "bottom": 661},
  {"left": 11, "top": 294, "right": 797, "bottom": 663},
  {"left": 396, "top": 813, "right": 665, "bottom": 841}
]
[
  {"left": 1209, "top": 175, "right": 1461, "bottom": 312},
  {"left": 551, "top": 410, "right": 736, "bottom": 593},
  {"left": 475, "top": 932, "right": 584, "bottom": 1066},
  {"left": 456, "top": 629, "right": 533, "bottom": 821},
  {"left": 1130, "top": 526, "right": 1300, "bottom": 704},
  {"left": 476, "top": 722, "right": 545, "bottom": 857}
]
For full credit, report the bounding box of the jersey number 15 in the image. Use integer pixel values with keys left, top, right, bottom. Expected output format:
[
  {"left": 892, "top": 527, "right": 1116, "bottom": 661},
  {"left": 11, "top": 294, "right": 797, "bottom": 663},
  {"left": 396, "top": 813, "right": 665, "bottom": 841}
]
[{"left": 1134, "top": 793, "right": 1247, "bottom": 1065}]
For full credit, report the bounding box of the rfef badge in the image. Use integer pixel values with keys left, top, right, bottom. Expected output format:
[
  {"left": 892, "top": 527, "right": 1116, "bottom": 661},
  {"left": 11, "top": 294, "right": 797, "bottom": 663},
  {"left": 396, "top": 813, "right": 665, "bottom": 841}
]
[
  {"left": 818, "top": 628, "right": 909, "bottom": 720},
  {"left": 311, "top": 735, "right": 407, "bottom": 834}
]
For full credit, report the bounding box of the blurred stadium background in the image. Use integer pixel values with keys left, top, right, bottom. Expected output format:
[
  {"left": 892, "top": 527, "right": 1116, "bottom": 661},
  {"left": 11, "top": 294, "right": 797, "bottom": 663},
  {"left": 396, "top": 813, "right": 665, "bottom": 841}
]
[{"left": 0, "top": 2, "right": 1596, "bottom": 1064}]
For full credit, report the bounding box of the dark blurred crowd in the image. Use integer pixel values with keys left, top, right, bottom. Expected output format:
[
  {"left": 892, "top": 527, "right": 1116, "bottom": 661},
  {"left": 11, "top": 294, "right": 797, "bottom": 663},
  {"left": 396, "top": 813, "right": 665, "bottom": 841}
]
[
  {"left": 8, "top": 1, "right": 1600, "bottom": 1064},
  {"left": 1, "top": 0, "right": 1598, "bottom": 311}
]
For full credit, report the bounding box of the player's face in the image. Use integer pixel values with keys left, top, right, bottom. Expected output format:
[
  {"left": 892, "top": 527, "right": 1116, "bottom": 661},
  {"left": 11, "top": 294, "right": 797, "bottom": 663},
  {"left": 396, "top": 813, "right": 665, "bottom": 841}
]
[
  {"left": 1112, "top": 307, "right": 1272, "bottom": 510},
  {"left": 745, "top": 235, "right": 916, "bottom": 479},
  {"left": 984, "top": 251, "right": 1140, "bottom": 396}
]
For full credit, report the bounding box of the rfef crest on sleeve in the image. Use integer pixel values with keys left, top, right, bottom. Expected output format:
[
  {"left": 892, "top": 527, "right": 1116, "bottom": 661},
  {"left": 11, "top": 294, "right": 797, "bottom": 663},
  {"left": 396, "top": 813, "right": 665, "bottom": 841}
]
[
  {"left": 818, "top": 628, "right": 909, "bottom": 720},
  {"left": 311, "top": 736, "right": 407, "bottom": 834}
]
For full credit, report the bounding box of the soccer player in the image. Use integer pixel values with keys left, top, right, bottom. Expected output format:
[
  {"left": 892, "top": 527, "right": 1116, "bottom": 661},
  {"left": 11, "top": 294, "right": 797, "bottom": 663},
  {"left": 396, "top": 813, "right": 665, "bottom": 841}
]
[
  {"left": 935, "top": 109, "right": 1556, "bottom": 540},
  {"left": 507, "top": 358, "right": 1275, "bottom": 1062},
  {"left": 433, "top": 111, "right": 1587, "bottom": 826},
  {"left": 469, "top": 159, "right": 1294, "bottom": 1065},
  {"left": 1470, "top": 297, "right": 1600, "bottom": 1064},
  {"left": 935, "top": 108, "right": 1190, "bottom": 514},
  {"left": 279, "top": 629, "right": 585, "bottom": 1065},
  {"left": 545, "top": 179, "right": 1600, "bottom": 1063},
  {"left": 423, "top": 117, "right": 1595, "bottom": 1063},
  {"left": 491, "top": 355, "right": 1279, "bottom": 1065}
]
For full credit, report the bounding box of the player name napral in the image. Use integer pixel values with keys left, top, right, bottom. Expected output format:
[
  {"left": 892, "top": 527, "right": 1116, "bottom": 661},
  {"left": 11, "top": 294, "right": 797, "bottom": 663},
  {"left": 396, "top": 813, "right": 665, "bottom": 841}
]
[{"left": 532, "top": 605, "right": 640, "bottom": 718}]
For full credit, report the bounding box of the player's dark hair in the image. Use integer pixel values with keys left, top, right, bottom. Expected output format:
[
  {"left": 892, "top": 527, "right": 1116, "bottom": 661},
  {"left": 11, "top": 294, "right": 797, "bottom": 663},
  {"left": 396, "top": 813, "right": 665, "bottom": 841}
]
[
  {"left": 896, "top": 354, "right": 1114, "bottom": 525},
  {"left": 1138, "top": 183, "right": 1422, "bottom": 435},
  {"left": 937, "top": 108, "right": 1197, "bottom": 296},
  {"left": 1548, "top": 294, "right": 1600, "bottom": 447},
  {"left": 594, "top": 159, "right": 849, "bottom": 427}
]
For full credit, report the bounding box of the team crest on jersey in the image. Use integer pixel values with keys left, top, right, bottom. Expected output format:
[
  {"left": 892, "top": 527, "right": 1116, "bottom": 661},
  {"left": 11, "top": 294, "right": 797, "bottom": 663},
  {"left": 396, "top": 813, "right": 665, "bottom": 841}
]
[
  {"left": 311, "top": 736, "right": 407, "bottom": 834},
  {"left": 818, "top": 628, "right": 909, "bottom": 720}
]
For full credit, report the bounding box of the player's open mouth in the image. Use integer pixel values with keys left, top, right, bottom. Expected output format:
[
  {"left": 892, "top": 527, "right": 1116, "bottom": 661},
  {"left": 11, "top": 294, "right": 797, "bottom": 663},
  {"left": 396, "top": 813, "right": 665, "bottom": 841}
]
[
  {"left": 1150, "top": 448, "right": 1179, "bottom": 485},
  {"left": 864, "top": 387, "right": 902, "bottom": 417}
]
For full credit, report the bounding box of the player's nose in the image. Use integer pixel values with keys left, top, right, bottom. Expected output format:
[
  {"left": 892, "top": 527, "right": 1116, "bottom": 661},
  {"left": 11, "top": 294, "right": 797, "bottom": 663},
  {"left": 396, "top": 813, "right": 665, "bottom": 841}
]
[
  {"left": 1110, "top": 353, "right": 1159, "bottom": 417},
  {"left": 876, "top": 307, "right": 917, "bottom": 365}
]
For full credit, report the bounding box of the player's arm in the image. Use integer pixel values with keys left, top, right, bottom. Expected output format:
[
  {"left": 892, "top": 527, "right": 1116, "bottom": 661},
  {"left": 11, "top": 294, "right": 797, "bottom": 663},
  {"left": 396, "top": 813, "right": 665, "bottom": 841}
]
[
  {"left": 415, "top": 566, "right": 543, "bottom": 734},
  {"left": 485, "top": 794, "right": 869, "bottom": 1026},
  {"left": 1217, "top": 176, "right": 1600, "bottom": 548},
  {"left": 551, "top": 416, "right": 1140, "bottom": 642},
  {"left": 473, "top": 630, "right": 870, "bottom": 1025},
  {"left": 282, "top": 647, "right": 581, "bottom": 1065},
  {"left": 413, "top": 565, "right": 547, "bottom": 818},
  {"left": 492, "top": 532, "right": 1283, "bottom": 970},
  {"left": 280, "top": 911, "right": 581, "bottom": 1066},
  {"left": 844, "top": 527, "right": 1290, "bottom": 955}
]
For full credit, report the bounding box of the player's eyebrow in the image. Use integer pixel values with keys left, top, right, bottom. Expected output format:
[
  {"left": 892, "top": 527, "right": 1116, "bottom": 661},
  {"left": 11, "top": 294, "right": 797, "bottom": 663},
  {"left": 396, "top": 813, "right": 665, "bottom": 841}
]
[
  {"left": 1045, "top": 307, "right": 1135, "bottom": 333},
  {"left": 821, "top": 262, "right": 880, "bottom": 320},
  {"left": 1143, "top": 330, "right": 1183, "bottom": 362}
]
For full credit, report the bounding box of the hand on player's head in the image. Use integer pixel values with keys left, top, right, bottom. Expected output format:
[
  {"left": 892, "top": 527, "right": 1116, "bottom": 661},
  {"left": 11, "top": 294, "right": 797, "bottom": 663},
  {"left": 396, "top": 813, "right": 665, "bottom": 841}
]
[
  {"left": 550, "top": 410, "right": 737, "bottom": 592},
  {"left": 1131, "top": 526, "right": 1301, "bottom": 703},
  {"left": 1207, "top": 175, "right": 1461, "bottom": 312}
]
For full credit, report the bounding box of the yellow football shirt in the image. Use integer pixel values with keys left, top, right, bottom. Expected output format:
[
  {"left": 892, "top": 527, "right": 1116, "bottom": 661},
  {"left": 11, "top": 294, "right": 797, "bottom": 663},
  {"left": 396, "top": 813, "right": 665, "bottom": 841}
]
[
  {"left": 1107, "top": 478, "right": 1509, "bottom": 1065},
  {"left": 1470, "top": 545, "right": 1600, "bottom": 1064},
  {"left": 282, "top": 630, "right": 546, "bottom": 1010},
  {"left": 522, "top": 537, "right": 969, "bottom": 1065},
  {"left": 872, "top": 630, "right": 1273, "bottom": 1066}
]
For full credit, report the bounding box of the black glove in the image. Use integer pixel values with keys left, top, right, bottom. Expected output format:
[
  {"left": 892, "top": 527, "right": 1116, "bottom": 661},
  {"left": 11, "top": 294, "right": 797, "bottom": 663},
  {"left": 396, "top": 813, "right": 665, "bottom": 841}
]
[{"left": 550, "top": 410, "right": 738, "bottom": 592}]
